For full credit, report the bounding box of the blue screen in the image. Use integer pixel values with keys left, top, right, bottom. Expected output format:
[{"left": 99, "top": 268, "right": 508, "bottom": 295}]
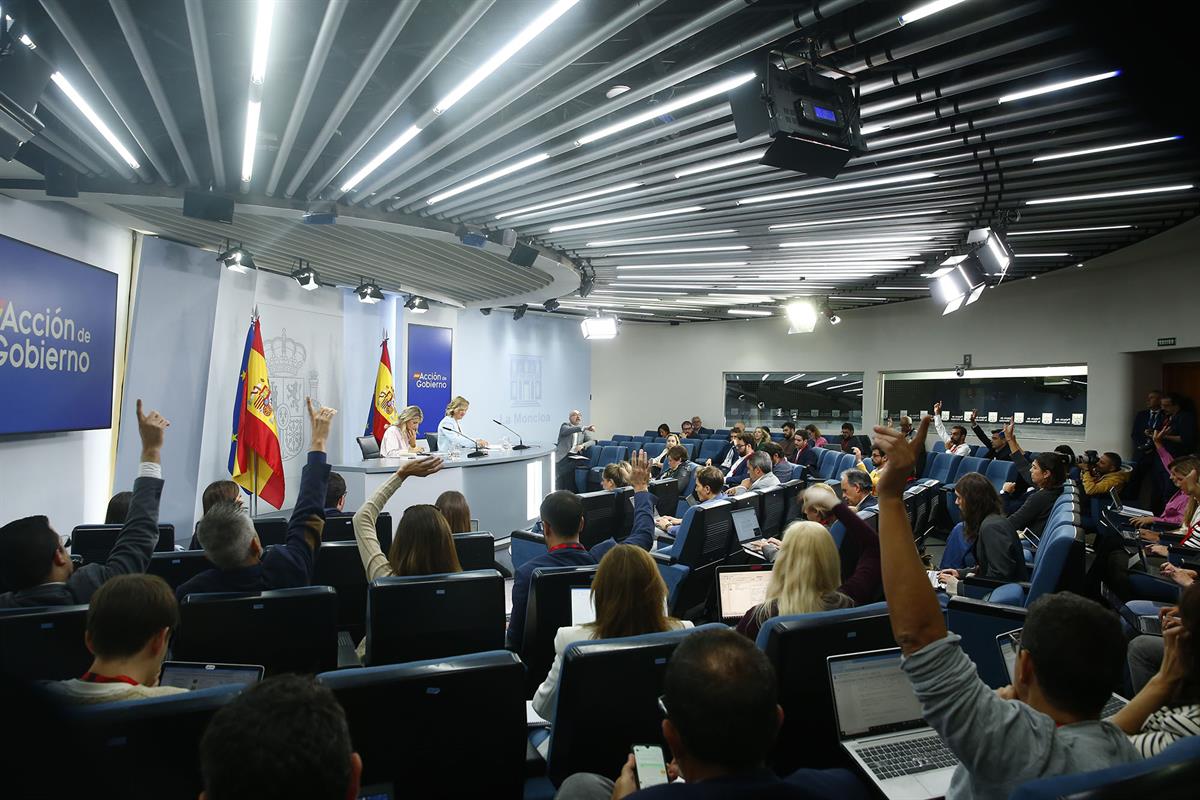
[
  {"left": 0, "top": 234, "right": 117, "bottom": 434},
  {"left": 406, "top": 323, "right": 453, "bottom": 435},
  {"left": 814, "top": 105, "right": 837, "bottom": 122}
]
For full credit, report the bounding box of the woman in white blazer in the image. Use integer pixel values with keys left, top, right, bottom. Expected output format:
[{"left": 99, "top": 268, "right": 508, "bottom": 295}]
[
  {"left": 437, "top": 395, "right": 488, "bottom": 453},
  {"left": 380, "top": 405, "right": 425, "bottom": 457}
]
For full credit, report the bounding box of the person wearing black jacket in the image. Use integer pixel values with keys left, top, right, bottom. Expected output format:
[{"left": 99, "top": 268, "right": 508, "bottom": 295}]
[
  {"left": 938, "top": 473, "right": 1027, "bottom": 591},
  {"left": 1004, "top": 423, "right": 1066, "bottom": 539},
  {"left": 0, "top": 400, "right": 169, "bottom": 608}
]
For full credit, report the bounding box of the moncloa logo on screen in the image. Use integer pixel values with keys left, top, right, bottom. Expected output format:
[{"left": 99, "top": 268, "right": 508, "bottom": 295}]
[
  {"left": 0, "top": 300, "right": 95, "bottom": 373},
  {"left": 412, "top": 371, "right": 449, "bottom": 389}
]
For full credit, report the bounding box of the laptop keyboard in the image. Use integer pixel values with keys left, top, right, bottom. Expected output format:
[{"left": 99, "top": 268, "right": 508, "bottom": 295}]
[
  {"left": 1102, "top": 695, "right": 1127, "bottom": 718},
  {"left": 860, "top": 735, "right": 958, "bottom": 779}
]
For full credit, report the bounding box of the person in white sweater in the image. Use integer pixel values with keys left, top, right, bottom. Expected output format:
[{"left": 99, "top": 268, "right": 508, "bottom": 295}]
[
  {"left": 380, "top": 405, "right": 426, "bottom": 457},
  {"left": 531, "top": 545, "right": 691, "bottom": 727}
]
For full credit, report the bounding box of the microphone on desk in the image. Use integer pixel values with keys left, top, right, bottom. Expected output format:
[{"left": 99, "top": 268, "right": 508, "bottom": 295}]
[
  {"left": 492, "top": 419, "right": 532, "bottom": 450},
  {"left": 441, "top": 426, "right": 487, "bottom": 458}
]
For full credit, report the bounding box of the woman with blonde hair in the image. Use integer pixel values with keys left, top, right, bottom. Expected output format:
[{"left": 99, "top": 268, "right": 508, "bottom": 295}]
[
  {"left": 600, "top": 462, "right": 631, "bottom": 491},
  {"left": 531, "top": 545, "right": 691, "bottom": 722},
  {"left": 651, "top": 433, "right": 681, "bottom": 469},
  {"left": 736, "top": 521, "right": 854, "bottom": 640},
  {"left": 380, "top": 405, "right": 425, "bottom": 457},
  {"left": 435, "top": 490, "right": 472, "bottom": 534},
  {"left": 437, "top": 395, "right": 488, "bottom": 453}
]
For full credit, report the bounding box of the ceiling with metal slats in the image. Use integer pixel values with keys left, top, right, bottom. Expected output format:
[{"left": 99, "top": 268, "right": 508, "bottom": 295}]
[{"left": 1, "top": 0, "right": 1195, "bottom": 322}]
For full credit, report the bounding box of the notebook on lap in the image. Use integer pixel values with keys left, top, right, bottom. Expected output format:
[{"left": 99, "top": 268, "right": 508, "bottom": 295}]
[
  {"left": 996, "top": 629, "right": 1128, "bottom": 716},
  {"left": 827, "top": 648, "right": 958, "bottom": 800}
]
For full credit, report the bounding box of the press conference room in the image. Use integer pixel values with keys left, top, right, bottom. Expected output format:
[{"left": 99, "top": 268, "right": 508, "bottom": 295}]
[{"left": 2, "top": 1, "right": 1199, "bottom": 798}]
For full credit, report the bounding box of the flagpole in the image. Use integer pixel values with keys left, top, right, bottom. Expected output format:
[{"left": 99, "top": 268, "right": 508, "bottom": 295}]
[{"left": 251, "top": 453, "right": 259, "bottom": 518}]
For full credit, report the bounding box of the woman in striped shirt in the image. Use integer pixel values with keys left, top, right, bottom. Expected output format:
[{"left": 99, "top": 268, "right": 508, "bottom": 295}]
[
  {"left": 1111, "top": 583, "right": 1200, "bottom": 756},
  {"left": 1145, "top": 467, "right": 1200, "bottom": 556}
]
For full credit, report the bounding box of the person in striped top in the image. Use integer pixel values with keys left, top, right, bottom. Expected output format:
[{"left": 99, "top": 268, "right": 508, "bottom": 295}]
[
  {"left": 1110, "top": 584, "right": 1200, "bottom": 756},
  {"left": 1145, "top": 468, "right": 1200, "bottom": 557}
]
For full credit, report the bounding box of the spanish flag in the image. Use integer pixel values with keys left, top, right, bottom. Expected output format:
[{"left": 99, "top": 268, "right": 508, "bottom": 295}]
[
  {"left": 228, "top": 317, "right": 286, "bottom": 508},
  {"left": 364, "top": 337, "right": 399, "bottom": 442}
]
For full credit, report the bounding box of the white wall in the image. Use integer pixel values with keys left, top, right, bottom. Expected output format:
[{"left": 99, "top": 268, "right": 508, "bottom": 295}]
[
  {"left": 591, "top": 217, "right": 1200, "bottom": 456},
  {"left": 0, "top": 196, "right": 134, "bottom": 532}
]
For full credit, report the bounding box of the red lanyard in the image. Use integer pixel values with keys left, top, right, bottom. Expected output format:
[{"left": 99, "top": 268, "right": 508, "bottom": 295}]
[
  {"left": 80, "top": 672, "right": 139, "bottom": 686},
  {"left": 548, "top": 542, "right": 585, "bottom": 553}
]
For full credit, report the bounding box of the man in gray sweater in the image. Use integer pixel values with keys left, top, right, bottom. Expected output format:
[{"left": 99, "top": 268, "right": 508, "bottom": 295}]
[
  {"left": 871, "top": 419, "right": 1140, "bottom": 800},
  {"left": 0, "top": 400, "right": 169, "bottom": 608}
]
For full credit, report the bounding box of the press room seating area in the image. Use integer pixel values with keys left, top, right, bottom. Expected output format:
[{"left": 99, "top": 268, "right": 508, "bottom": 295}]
[{"left": 4, "top": 434, "right": 1198, "bottom": 800}]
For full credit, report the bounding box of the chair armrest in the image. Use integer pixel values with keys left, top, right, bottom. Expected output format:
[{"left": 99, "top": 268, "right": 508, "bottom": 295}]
[
  {"left": 512, "top": 530, "right": 545, "bottom": 545},
  {"left": 1158, "top": 532, "right": 1185, "bottom": 544},
  {"left": 655, "top": 532, "right": 675, "bottom": 548},
  {"left": 649, "top": 549, "right": 674, "bottom": 564},
  {"left": 962, "top": 575, "right": 1029, "bottom": 592}
]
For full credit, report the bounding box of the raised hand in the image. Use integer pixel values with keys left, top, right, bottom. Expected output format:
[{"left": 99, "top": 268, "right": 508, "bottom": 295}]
[
  {"left": 872, "top": 424, "right": 917, "bottom": 499},
  {"left": 970, "top": 408, "right": 978, "bottom": 422},
  {"left": 852, "top": 446, "right": 863, "bottom": 460},
  {"left": 1153, "top": 425, "right": 1171, "bottom": 446},
  {"left": 136, "top": 399, "right": 169, "bottom": 461},
  {"left": 307, "top": 398, "right": 337, "bottom": 452},
  {"left": 630, "top": 449, "right": 651, "bottom": 493},
  {"left": 400, "top": 456, "right": 444, "bottom": 479},
  {"left": 933, "top": 400, "right": 943, "bottom": 417}
]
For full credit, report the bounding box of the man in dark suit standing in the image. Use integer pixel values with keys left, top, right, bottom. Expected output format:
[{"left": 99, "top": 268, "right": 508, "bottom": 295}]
[
  {"left": 555, "top": 410, "right": 595, "bottom": 491},
  {"left": 1126, "top": 389, "right": 1165, "bottom": 503}
]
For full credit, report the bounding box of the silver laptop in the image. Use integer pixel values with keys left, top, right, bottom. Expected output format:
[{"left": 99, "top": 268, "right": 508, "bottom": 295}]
[
  {"left": 996, "top": 629, "right": 1128, "bottom": 716},
  {"left": 715, "top": 565, "right": 773, "bottom": 622},
  {"left": 827, "top": 648, "right": 957, "bottom": 800},
  {"left": 1109, "top": 488, "right": 1151, "bottom": 518},
  {"left": 732, "top": 506, "right": 763, "bottom": 546},
  {"left": 158, "top": 661, "right": 264, "bottom": 690}
]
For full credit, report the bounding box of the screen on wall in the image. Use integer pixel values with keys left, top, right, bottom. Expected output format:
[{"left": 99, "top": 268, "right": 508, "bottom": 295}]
[
  {"left": 725, "top": 372, "right": 864, "bottom": 428},
  {"left": 407, "top": 323, "right": 452, "bottom": 435},
  {"left": 0, "top": 233, "right": 117, "bottom": 435},
  {"left": 880, "top": 368, "right": 1088, "bottom": 428}
]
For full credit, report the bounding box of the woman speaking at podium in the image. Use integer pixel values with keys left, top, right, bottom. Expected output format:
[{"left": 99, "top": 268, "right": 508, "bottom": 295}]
[{"left": 437, "top": 396, "right": 488, "bottom": 453}]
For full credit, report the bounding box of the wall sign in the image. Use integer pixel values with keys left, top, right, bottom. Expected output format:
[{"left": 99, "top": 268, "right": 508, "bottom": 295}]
[{"left": 407, "top": 324, "right": 452, "bottom": 434}]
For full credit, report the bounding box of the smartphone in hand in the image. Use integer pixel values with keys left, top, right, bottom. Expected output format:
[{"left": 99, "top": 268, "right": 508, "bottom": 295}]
[{"left": 633, "top": 745, "right": 668, "bottom": 788}]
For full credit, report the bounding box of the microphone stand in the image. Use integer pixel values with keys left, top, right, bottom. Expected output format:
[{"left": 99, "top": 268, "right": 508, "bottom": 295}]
[
  {"left": 492, "top": 419, "right": 532, "bottom": 450},
  {"left": 442, "top": 426, "right": 487, "bottom": 458}
]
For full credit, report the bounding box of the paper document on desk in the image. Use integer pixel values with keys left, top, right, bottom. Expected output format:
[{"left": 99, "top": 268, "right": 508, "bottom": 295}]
[{"left": 526, "top": 699, "right": 550, "bottom": 727}]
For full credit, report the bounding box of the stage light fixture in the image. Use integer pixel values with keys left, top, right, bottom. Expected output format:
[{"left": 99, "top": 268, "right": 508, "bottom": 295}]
[
  {"left": 405, "top": 295, "right": 428, "bottom": 314},
  {"left": 930, "top": 256, "right": 986, "bottom": 315},
  {"left": 290, "top": 260, "right": 319, "bottom": 290},
  {"left": 512, "top": 304, "right": 529, "bottom": 321},
  {"left": 581, "top": 314, "right": 619, "bottom": 340},
  {"left": 216, "top": 242, "right": 255, "bottom": 273},
  {"left": 543, "top": 299, "right": 561, "bottom": 312},
  {"left": 480, "top": 307, "right": 492, "bottom": 316},
  {"left": 578, "top": 274, "right": 595, "bottom": 298},
  {"left": 825, "top": 311, "right": 842, "bottom": 325},
  {"left": 968, "top": 227, "right": 1011, "bottom": 277},
  {"left": 785, "top": 300, "right": 818, "bottom": 334},
  {"left": 355, "top": 280, "right": 384, "bottom": 304}
]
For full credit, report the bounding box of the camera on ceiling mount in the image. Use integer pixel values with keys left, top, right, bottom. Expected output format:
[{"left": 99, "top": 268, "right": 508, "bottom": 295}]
[{"left": 728, "top": 43, "right": 868, "bottom": 179}]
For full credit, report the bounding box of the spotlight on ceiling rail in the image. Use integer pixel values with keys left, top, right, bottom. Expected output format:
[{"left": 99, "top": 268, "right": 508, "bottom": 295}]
[
  {"left": 581, "top": 313, "right": 619, "bottom": 340},
  {"left": 785, "top": 300, "right": 818, "bottom": 334},
  {"left": 355, "top": 279, "right": 384, "bottom": 304},
  {"left": 930, "top": 255, "right": 986, "bottom": 315},
  {"left": 512, "top": 304, "right": 528, "bottom": 321},
  {"left": 543, "top": 299, "right": 561, "bottom": 312},
  {"left": 216, "top": 241, "right": 255, "bottom": 273},
  {"left": 404, "top": 295, "right": 428, "bottom": 314},
  {"left": 290, "top": 259, "right": 319, "bottom": 290}
]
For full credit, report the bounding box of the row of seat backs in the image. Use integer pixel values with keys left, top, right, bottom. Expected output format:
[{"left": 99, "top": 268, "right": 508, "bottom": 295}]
[
  {"left": 0, "top": 536, "right": 500, "bottom": 683},
  {"left": 68, "top": 524, "right": 176, "bottom": 563},
  {"left": 65, "top": 649, "right": 529, "bottom": 800},
  {"left": 247, "top": 512, "right": 393, "bottom": 551},
  {"left": 813, "top": 449, "right": 860, "bottom": 481}
]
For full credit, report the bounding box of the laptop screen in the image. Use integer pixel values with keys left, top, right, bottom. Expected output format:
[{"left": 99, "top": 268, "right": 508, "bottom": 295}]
[
  {"left": 159, "top": 661, "right": 263, "bottom": 691},
  {"left": 570, "top": 586, "right": 595, "bottom": 625},
  {"left": 731, "top": 507, "right": 762, "bottom": 544},
  {"left": 828, "top": 649, "right": 926, "bottom": 738},
  {"left": 1108, "top": 488, "right": 1122, "bottom": 512},
  {"left": 718, "top": 570, "right": 772, "bottom": 620},
  {"left": 996, "top": 628, "right": 1021, "bottom": 684}
]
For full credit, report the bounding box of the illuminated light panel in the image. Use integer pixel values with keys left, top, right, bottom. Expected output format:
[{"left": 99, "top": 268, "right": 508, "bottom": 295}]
[
  {"left": 1007, "top": 225, "right": 1131, "bottom": 235},
  {"left": 602, "top": 245, "right": 749, "bottom": 256},
  {"left": 779, "top": 234, "right": 934, "bottom": 248},
  {"left": 768, "top": 209, "right": 949, "bottom": 230},
  {"left": 341, "top": 124, "right": 422, "bottom": 192},
  {"left": 899, "top": 0, "right": 969, "bottom": 25},
  {"left": 615, "top": 262, "right": 747, "bottom": 270},
  {"left": 1026, "top": 184, "right": 1195, "bottom": 205},
  {"left": 736, "top": 172, "right": 937, "bottom": 205},
  {"left": 427, "top": 152, "right": 550, "bottom": 204},
  {"left": 1014, "top": 252, "right": 1070, "bottom": 257},
  {"left": 49, "top": 72, "right": 141, "bottom": 168},
  {"left": 998, "top": 70, "right": 1120, "bottom": 104},
  {"left": 1032, "top": 136, "right": 1181, "bottom": 162},
  {"left": 726, "top": 309, "right": 774, "bottom": 316},
  {"left": 582, "top": 230, "right": 737, "bottom": 247},
  {"left": 575, "top": 72, "right": 757, "bottom": 146},
  {"left": 495, "top": 181, "right": 642, "bottom": 219},
  {"left": 548, "top": 206, "right": 704, "bottom": 233},
  {"left": 673, "top": 148, "right": 768, "bottom": 178}
]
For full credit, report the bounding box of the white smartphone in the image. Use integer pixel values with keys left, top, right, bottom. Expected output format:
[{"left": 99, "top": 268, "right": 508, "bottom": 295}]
[{"left": 632, "top": 744, "right": 668, "bottom": 788}]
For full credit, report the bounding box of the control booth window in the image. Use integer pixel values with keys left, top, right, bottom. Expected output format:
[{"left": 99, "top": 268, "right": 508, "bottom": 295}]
[{"left": 724, "top": 372, "right": 864, "bottom": 432}]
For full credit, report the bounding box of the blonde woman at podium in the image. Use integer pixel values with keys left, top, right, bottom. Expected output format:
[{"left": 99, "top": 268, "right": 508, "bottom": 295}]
[
  {"left": 380, "top": 405, "right": 427, "bottom": 457},
  {"left": 437, "top": 396, "right": 487, "bottom": 453}
]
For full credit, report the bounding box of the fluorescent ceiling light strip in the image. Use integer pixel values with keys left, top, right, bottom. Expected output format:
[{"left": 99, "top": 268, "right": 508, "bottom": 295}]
[
  {"left": 1007, "top": 225, "right": 1131, "bottom": 235},
  {"left": 783, "top": 373, "right": 806, "bottom": 384},
  {"left": 1026, "top": 185, "right": 1194, "bottom": 205},
  {"left": 874, "top": 286, "right": 929, "bottom": 290},
  {"left": 434, "top": 0, "right": 580, "bottom": 114},
  {"left": 241, "top": 101, "right": 262, "bottom": 182},
  {"left": 341, "top": 124, "right": 423, "bottom": 192},
  {"left": 737, "top": 172, "right": 938, "bottom": 205},
  {"left": 616, "top": 262, "right": 747, "bottom": 270},
  {"left": 575, "top": 72, "right": 757, "bottom": 146},
  {"left": 726, "top": 309, "right": 774, "bottom": 316},
  {"left": 583, "top": 229, "right": 737, "bottom": 247},
  {"left": 674, "top": 148, "right": 768, "bottom": 178},
  {"left": 49, "top": 72, "right": 141, "bottom": 168},
  {"left": 827, "top": 381, "right": 863, "bottom": 390},
  {"left": 899, "top": 0, "right": 969, "bottom": 25},
  {"left": 427, "top": 152, "right": 550, "bottom": 205},
  {"left": 806, "top": 376, "right": 845, "bottom": 387},
  {"left": 1032, "top": 136, "right": 1181, "bottom": 162},
  {"left": 768, "top": 208, "right": 949, "bottom": 230},
  {"left": 495, "top": 182, "right": 642, "bottom": 219},
  {"left": 591, "top": 289, "right": 687, "bottom": 296},
  {"left": 549, "top": 206, "right": 705, "bottom": 233},
  {"left": 1014, "top": 252, "right": 1070, "bottom": 257},
  {"left": 779, "top": 234, "right": 934, "bottom": 248},
  {"left": 249, "top": 0, "right": 275, "bottom": 83},
  {"left": 611, "top": 275, "right": 735, "bottom": 281},
  {"left": 603, "top": 245, "right": 750, "bottom": 256},
  {"left": 610, "top": 282, "right": 719, "bottom": 289},
  {"left": 830, "top": 296, "right": 889, "bottom": 301},
  {"left": 997, "top": 70, "right": 1120, "bottom": 104}
]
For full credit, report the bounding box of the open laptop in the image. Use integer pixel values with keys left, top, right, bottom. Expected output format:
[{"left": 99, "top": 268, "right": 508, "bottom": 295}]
[
  {"left": 570, "top": 586, "right": 667, "bottom": 625},
  {"left": 158, "top": 661, "right": 264, "bottom": 691},
  {"left": 827, "top": 648, "right": 957, "bottom": 800},
  {"left": 1109, "top": 488, "right": 1151, "bottom": 519},
  {"left": 732, "top": 506, "right": 764, "bottom": 548},
  {"left": 996, "top": 629, "right": 1128, "bottom": 716},
  {"left": 715, "top": 564, "right": 773, "bottom": 623}
]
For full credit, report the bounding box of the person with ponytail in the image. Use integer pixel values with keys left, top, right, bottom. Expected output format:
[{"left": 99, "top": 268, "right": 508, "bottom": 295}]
[{"left": 1003, "top": 423, "right": 1067, "bottom": 539}]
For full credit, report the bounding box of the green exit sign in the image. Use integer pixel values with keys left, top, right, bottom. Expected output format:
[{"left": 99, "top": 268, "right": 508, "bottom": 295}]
[{"left": 1157, "top": 337, "right": 1176, "bottom": 347}]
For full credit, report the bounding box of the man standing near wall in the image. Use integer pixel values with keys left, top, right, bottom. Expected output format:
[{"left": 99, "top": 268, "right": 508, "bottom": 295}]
[{"left": 555, "top": 410, "right": 595, "bottom": 491}]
